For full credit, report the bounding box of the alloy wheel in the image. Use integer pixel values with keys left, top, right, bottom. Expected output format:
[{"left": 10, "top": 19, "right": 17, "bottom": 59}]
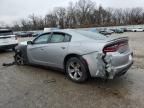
[
  {"left": 15, "top": 53, "right": 24, "bottom": 65},
  {"left": 68, "top": 61, "right": 83, "bottom": 80}
]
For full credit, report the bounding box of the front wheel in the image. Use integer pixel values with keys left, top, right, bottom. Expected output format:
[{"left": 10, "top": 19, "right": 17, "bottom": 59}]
[
  {"left": 66, "top": 57, "right": 88, "bottom": 83},
  {"left": 14, "top": 52, "right": 24, "bottom": 65}
]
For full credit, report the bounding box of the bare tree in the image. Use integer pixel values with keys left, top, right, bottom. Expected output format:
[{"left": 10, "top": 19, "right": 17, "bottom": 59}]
[
  {"left": 45, "top": 13, "right": 57, "bottom": 27},
  {"left": 10, "top": 0, "right": 144, "bottom": 31},
  {"left": 66, "top": 2, "right": 77, "bottom": 28},
  {"left": 53, "top": 7, "right": 66, "bottom": 28},
  {"left": 76, "top": 0, "right": 95, "bottom": 26}
]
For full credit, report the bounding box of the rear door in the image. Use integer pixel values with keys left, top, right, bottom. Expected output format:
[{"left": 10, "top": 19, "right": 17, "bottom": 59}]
[{"left": 42, "top": 32, "right": 71, "bottom": 68}]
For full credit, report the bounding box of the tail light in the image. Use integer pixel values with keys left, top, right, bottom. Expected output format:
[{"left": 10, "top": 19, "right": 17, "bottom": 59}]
[{"left": 103, "top": 41, "right": 128, "bottom": 53}]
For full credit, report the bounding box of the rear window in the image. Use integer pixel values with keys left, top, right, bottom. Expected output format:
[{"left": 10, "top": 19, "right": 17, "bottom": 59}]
[
  {"left": 0, "top": 30, "right": 13, "bottom": 36},
  {"left": 75, "top": 30, "right": 107, "bottom": 40}
]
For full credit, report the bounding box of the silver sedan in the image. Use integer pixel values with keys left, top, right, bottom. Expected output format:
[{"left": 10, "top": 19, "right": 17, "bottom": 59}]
[{"left": 14, "top": 29, "right": 133, "bottom": 83}]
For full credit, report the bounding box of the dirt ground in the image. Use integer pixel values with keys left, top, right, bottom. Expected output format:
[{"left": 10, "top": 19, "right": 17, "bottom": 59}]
[{"left": 0, "top": 32, "right": 144, "bottom": 108}]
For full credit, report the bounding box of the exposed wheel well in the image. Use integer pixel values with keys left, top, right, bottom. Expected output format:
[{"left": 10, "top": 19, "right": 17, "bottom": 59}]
[
  {"left": 64, "top": 54, "right": 80, "bottom": 68},
  {"left": 63, "top": 54, "right": 91, "bottom": 77}
]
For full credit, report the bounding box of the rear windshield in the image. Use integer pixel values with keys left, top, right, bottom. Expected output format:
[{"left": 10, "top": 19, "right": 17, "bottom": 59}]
[
  {"left": 0, "top": 30, "right": 13, "bottom": 36},
  {"left": 74, "top": 30, "right": 107, "bottom": 40}
]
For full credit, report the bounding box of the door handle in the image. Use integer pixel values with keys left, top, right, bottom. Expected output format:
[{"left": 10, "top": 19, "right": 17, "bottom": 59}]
[{"left": 61, "top": 47, "right": 66, "bottom": 49}]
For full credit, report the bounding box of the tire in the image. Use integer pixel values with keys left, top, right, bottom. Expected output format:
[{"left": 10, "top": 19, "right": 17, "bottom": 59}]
[
  {"left": 14, "top": 52, "right": 25, "bottom": 65},
  {"left": 66, "top": 57, "right": 88, "bottom": 83}
]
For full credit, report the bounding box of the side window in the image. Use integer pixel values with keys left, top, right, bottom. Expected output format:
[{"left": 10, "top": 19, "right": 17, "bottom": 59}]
[
  {"left": 33, "top": 33, "right": 51, "bottom": 44},
  {"left": 64, "top": 34, "right": 71, "bottom": 42},
  {"left": 50, "top": 33, "right": 65, "bottom": 43}
]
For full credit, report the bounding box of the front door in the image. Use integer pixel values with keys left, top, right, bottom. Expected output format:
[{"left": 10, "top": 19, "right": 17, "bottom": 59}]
[{"left": 27, "top": 33, "right": 51, "bottom": 65}]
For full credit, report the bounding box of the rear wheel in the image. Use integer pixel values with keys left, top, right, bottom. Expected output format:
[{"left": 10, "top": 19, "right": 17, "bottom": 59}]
[
  {"left": 14, "top": 52, "right": 24, "bottom": 65},
  {"left": 66, "top": 57, "right": 88, "bottom": 83}
]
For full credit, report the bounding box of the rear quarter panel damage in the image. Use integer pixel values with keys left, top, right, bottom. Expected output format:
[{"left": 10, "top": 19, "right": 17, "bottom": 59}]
[{"left": 82, "top": 52, "right": 106, "bottom": 78}]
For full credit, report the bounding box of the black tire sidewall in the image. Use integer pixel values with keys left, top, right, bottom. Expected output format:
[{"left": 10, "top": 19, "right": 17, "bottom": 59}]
[
  {"left": 14, "top": 52, "right": 24, "bottom": 65},
  {"left": 66, "top": 57, "right": 88, "bottom": 83}
]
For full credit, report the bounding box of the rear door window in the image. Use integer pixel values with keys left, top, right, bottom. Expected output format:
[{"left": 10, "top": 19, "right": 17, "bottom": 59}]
[
  {"left": 64, "top": 34, "right": 71, "bottom": 42},
  {"left": 50, "top": 32, "right": 71, "bottom": 43},
  {"left": 50, "top": 33, "right": 65, "bottom": 43}
]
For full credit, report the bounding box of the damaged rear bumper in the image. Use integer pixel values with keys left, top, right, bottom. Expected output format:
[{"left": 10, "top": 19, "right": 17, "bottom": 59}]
[
  {"left": 115, "top": 61, "right": 133, "bottom": 77},
  {"left": 82, "top": 51, "right": 133, "bottom": 79}
]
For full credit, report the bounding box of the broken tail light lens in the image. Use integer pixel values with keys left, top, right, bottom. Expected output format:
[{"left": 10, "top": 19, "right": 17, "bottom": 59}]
[
  {"left": 103, "top": 42, "right": 128, "bottom": 53},
  {"left": 103, "top": 44, "right": 119, "bottom": 52}
]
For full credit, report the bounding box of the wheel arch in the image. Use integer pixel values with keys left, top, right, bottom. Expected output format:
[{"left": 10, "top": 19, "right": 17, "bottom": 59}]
[
  {"left": 64, "top": 54, "right": 80, "bottom": 67},
  {"left": 63, "top": 53, "right": 90, "bottom": 77}
]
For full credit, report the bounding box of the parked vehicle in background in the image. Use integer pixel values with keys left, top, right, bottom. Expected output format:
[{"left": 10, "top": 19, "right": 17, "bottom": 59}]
[
  {"left": 130, "top": 28, "right": 144, "bottom": 32},
  {"left": 32, "top": 31, "right": 43, "bottom": 37},
  {"left": 0, "top": 29, "right": 18, "bottom": 50},
  {"left": 112, "top": 28, "right": 124, "bottom": 33},
  {"left": 99, "top": 29, "right": 113, "bottom": 35},
  {"left": 121, "top": 28, "right": 129, "bottom": 32},
  {"left": 15, "top": 31, "right": 33, "bottom": 37},
  {"left": 14, "top": 29, "right": 133, "bottom": 83}
]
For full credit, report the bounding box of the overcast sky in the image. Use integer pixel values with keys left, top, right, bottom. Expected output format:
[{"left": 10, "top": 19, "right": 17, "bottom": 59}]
[{"left": 0, "top": 0, "right": 144, "bottom": 26}]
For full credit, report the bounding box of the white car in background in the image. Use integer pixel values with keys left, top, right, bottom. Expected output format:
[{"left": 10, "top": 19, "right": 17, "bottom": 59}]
[
  {"left": 0, "top": 29, "right": 18, "bottom": 50},
  {"left": 131, "top": 28, "right": 144, "bottom": 32}
]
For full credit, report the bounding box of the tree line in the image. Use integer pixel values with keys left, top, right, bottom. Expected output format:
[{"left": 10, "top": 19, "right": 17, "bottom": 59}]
[{"left": 10, "top": 0, "right": 144, "bottom": 31}]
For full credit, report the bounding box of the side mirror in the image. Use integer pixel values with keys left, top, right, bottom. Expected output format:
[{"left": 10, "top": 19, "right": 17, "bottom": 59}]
[{"left": 27, "top": 41, "right": 33, "bottom": 45}]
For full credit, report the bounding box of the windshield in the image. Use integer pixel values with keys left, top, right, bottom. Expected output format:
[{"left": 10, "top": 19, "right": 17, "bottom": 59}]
[
  {"left": 0, "top": 30, "right": 13, "bottom": 36},
  {"left": 74, "top": 30, "right": 107, "bottom": 40}
]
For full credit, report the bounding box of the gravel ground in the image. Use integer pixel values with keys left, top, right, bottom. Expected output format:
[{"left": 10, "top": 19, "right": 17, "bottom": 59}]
[{"left": 0, "top": 32, "right": 144, "bottom": 108}]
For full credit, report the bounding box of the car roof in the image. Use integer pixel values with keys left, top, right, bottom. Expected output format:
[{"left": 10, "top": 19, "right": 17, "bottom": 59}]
[
  {"left": 44, "top": 29, "right": 73, "bottom": 33},
  {"left": 43, "top": 29, "right": 90, "bottom": 42},
  {"left": 43, "top": 29, "right": 107, "bottom": 42}
]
